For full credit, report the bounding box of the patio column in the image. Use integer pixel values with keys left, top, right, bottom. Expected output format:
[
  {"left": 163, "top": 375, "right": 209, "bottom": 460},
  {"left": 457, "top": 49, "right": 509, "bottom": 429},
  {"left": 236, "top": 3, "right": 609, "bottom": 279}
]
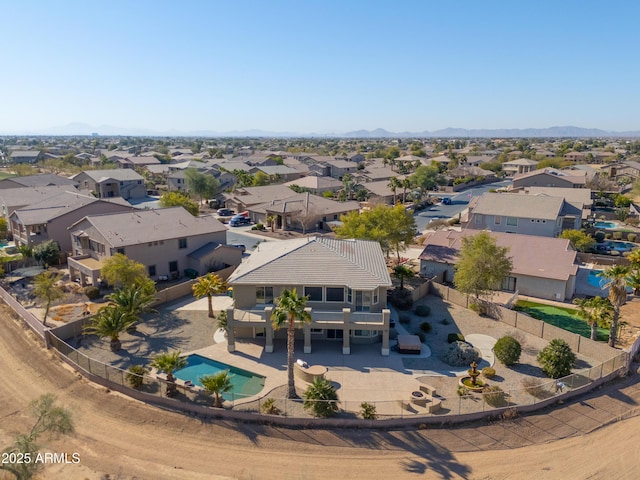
[
  {"left": 303, "top": 308, "right": 312, "bottom": 353},
  {"left": 381, "top": 308, "right": 391, "bottom": 356},
  {"left": 342, "top": 308, "right": 351, "bottom": 355},
  {"left": 226, "top": 307, "right": 235, "bottom": 352},
  {"left": 264, "top": 306, "right": 274, "bottom": 353}
]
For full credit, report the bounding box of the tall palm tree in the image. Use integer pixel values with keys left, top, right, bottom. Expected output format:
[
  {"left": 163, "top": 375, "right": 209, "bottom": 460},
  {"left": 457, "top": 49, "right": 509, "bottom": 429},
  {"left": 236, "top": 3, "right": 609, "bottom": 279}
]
[
  {"left": 200, "top": 371, "right": 234, "bottom": 407},
  {"left": 150, "top": 351, "right": 188, "bottom": 398},
  {"left": 271, "top": 288, "right": 312, "bottom": 398},
  {"left": 401, "top": 178, "right": 412, "bottom": 204},
  {"left": 106, "top": 285, "right": 157, "bottom": 330},
  {"left": 387, "top": 177, "right": 401, "bottom": 205},
  {"left": 83, "top": 305, "right": 133, "bottom": 351},
  {"left": 598, "top": 265, "right": 629, "bottom": 347},
  {"left": 192, "top": 273, "right": 227, "bottom": 318},
  {"left": 33, "top": 269, "right": 64, "bottom": 326},
  {"left": 574, "top": 296, "right": 614, "bottom": 341}
]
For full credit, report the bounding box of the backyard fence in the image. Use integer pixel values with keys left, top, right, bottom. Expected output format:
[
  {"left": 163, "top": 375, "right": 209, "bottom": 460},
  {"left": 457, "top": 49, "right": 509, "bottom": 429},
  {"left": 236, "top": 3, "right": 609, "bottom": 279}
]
[{"left": 0, "top": 286, "right": 46, "bottom": 340}]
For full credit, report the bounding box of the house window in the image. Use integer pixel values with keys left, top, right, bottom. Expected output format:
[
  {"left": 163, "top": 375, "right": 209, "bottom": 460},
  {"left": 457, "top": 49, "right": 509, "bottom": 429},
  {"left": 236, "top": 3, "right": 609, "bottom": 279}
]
[
  {"left": 256, "top": 286, "right": 273, "bottom": 304},
  {"left": 116, "top": 248, "right": 125, "bottom": 255},
  {"left": 304, "top": 286, "right": 323, "bottom": 302},
  {"left": 494, "top": 216, "right": 501, "bottom": 225},
  {"left": 326, "top": 287, "right": 345, "bottom": 302},
  {"left": 148, "top": 265, "right": 156, "bottom": 276},
  {"left": 179, "top": 238, "right": 187, "bottom": 249},
  {"left": 502, "top": 276, "right": 517, "bottom": 292},
  {"left": 474, "top": 214, "right": 482, "bottom": 224},
  {"left": 373, "top": 290, "right": 379, "bottom": 304},
  {"left": 352, "top": 330, "right": 378, "bottom": 338},
  {"left": 310, "top": 328, "right": 324, "bottom": 335},
  {"left": 347, "top": 288, "right": 352, "bottom": 303},
  {"left": 169, "top": 261, "right": 178, "bottom": 272},
  {"left": 506, "top": 217, "right": 518, "bottom": 227}
]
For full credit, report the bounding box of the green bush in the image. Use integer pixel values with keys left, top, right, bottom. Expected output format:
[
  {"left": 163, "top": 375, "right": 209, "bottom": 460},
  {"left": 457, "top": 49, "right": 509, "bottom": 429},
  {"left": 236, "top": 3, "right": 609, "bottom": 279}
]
[
  {"left": 594, "top": 230, "right": 606, "bottom": 242},
  {"left": 483, "top": 385, "right": 508, "bottom": 407},
  {"left": 441, "top": 341, "right": 480, "bottom": 367},
  {"left": 537, "top": 339, "right": 577, "bottom": 378},
  {"left": 126, "top": 365, "right": 148, "bottom": 389},
  {"left": 414, "top": 304, "right": 431, "bottom": 317},
  {"left": 303, "top": 377, "right": 339, "bottom": 418},
  {"left": 493, "top": 336, "right": 522, "bottom": 366},
  {"left": 360, "top": 402, "right": 377, "bottom": 420},
  {"left": 398, "top": 314, "right": 411, "bottom": 325},
  {"left": 419, "top": 321, "right": 432, "bottom": 333},
  {"left": 627, "top": 233, "right": 637, "bottom": 243},
  {"left": 469, "top": 301, "right": 488, "bottom": 316},
  {"left": 447, "top": 333, "right": 465, "bottom": 344},
  {"left": 612, "top": 231, "right": 623, "bottom": 240},
  {"left": 83, "top": 286, "right": 100, "bottom": 300},
  {"left": 482, "top": 367, "right": 496, "bottom": 379},
  {"left": 390, "top": 288, "right": 413, "bottom": 310}
]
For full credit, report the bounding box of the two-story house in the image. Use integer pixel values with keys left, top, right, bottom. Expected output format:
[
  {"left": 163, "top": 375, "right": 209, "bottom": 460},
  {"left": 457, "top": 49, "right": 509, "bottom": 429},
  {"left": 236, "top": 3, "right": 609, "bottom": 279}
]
[
  {"left": 71, "top": 169, "right": 147, "bottom": 199},
  {"left": 512, "top": 168, "right": 586, "bottom": 189},
  {"left": 226, "top": 237, "right": 392, "bottom": 355},
  {"left": 464, "top": 192, "right": 582, "bottom": 237},
  {"left": 67, "top": 207, "right": 240, "bottom": 287}
]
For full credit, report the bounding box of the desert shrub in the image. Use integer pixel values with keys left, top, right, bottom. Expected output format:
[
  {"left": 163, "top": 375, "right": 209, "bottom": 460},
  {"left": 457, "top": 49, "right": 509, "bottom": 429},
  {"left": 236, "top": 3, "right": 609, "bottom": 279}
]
[
  {"left": 360, "top": 402, "right": 377, "bottom": 420},
  {"left": 390, "top": 288, "right": 413, "bottom": 310},
  {"left": 537, "top": 339, "right": 577, "bottom": 378},
  {"left": 522, "top": 378, "right": 550, "bottom": 399},
  {"left": 627, "top": 233, "right": 637, "bottom": 243},
  {"left": 626, "top": 217, "right": 640, "bottom": 227},
  {"left": 493, "top": 336, "right": 522, "bottom": 366},
  {"left": 469, "top": 301, "right": 488, "bottom": 316},
  {"left": 83, "top": 285, "right": 100, "bottom": 300},
  {"left": 457, "top": 386, "right": 471, "bottom": 397},
  {"left": 441, "top": 341, "right": 480, "bottom": 367},
  {"left": 414, "top": 304, "right": 431, "bottom": 317},
  {"left": 303, "top": 377, "right": 339, "bottom": 418},
  {"left": 612, "top": 231, "right": 623, "bottom": 240},
  {"left": 398, "top": 314, "right": 411, "bottom": 325},
  {"left": 482, "top": 367, "right": 496, "bottom": 379},
  {"left": 483, "top": 385, "right": 507, "bottom": 407},
  {"left": 419, "top": 321, "right": 432, "bottom": 333},
  {"left": 126, "top": 365, "right": 148, "bottom": 389},
  {"left": 440, "top": 318, "right": 450, "bottom": 325},
  {"left": 447, "top": 333, "right": 465, "bottom": 344},
  {"left": 414, "top": 331, "right": 426, "bottom": 342},
  {"left": 261, "top": 398, "right": 281, "bottom": 415},
  {"left": 605, "top": 233, "right": 612, "bottom": 239}
]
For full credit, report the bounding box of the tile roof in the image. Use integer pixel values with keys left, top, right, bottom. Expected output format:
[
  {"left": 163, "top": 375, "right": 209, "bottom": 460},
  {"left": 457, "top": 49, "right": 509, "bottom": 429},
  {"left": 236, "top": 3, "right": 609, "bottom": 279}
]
[
  {"left": 419, "top": 230, "right": 577, "bottom": 281},
  {"left": 0, "top": 185, "right": 79, "bottom": 208},
  {"left": 72, "top": 169, "right": 144, "bottom": 182},
  {"left": 0, "top": 173, "right": 76, "bottom": 188},
  {"left": 228, "top": 236, "right": 392, "bottom": 289},
  {"left": 471, "top": 192, "right": 564, "bottom": 220}
]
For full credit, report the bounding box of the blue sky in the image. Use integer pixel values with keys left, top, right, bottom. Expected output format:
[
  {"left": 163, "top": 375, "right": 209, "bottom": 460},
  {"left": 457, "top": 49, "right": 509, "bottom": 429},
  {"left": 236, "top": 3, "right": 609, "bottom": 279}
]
[{"left": 1, "top": 1, "right": 639, "bottom": 134}]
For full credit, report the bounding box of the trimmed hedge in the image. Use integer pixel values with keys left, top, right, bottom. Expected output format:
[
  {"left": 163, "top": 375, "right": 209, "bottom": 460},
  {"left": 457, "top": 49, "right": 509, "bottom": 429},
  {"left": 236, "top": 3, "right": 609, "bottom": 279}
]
[{"left": 493, "top": 336, "right": 522, "bottom": 366}]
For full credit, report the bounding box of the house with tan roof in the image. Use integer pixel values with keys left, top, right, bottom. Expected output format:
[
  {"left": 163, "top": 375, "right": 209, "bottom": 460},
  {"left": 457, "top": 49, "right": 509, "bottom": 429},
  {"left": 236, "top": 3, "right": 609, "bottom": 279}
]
[
  {"left": 419, "top": 230, "right": 578, "bottom": 301},
  {"left": 464, "top": 192, "right": 582, "bottom": 237},
  {"left": 68, "top": 207, "right": 239, "bottom": 287},
  {"left": 71, "top": 169, "right": 146, "bottom": 199},
  {"left": 503, "top": 158, "right": 539, "bottom": 176},
  {"left": 0, "top": 173, "right": 77, "bottom": 190},
  {"left": 512, "top": 168, "right": 586, "bottom": 189},
  {"left": 282, "top": 175, "right": 342, "bottom": 194},
  {"left": 223, "top": 184, "right": 295, "bottom": 212},
  {"left": 0, "top": 185, "right": 80, "bottom": 221},
  {"left": 226, "top": 236, "right": 392, "bottom": 355}
]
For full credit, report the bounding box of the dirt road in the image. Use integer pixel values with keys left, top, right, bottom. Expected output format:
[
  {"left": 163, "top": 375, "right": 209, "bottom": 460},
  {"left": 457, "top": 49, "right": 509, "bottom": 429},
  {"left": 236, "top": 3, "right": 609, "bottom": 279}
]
[{"left": 1, "top": 306, "right": 639, "bottom": 479}]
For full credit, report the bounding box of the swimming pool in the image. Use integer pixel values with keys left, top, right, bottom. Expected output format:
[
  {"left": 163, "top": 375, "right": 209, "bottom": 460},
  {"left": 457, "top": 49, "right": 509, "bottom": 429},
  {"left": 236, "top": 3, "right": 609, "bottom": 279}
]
[
  {"left": 586, "top": 270, "right": 633, "bottom": 293},
  {"left": 594, "top": 221, "right": 617, "bottom": 229},
  {"left": 594, "top": 241, "right": 637, "bottom": 253},
  {"left": 174, "top": 354, "right": 265, "bottom": 400}
]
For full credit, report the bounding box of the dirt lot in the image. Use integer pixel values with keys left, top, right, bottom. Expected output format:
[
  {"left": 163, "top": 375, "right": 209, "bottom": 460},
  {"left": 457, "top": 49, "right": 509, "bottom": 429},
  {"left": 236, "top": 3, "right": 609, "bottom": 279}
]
[{"left": 1, "top": 301, "right": 640, "bottom": 480}]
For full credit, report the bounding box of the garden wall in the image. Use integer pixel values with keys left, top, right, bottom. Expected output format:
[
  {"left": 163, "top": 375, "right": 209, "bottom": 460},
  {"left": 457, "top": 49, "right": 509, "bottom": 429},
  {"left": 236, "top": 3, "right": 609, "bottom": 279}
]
[
  {"left": 541, "top": 323, "right": 581, "bottom": 351},
  {"left": 50, "top": 317, "right": 91, "bottom": 342},
  {"left": 0, "top": 286, "right": 45, "bottom": 339}
]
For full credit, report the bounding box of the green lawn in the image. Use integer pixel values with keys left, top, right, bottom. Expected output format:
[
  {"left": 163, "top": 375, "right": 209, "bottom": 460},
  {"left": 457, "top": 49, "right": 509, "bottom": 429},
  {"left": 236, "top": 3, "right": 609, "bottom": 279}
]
[
  {"left": 514, "top": 300, "right": 609, "bottom": 342},
  {"left": 0, "top": 172, "right": 16, "bottom": 180}
]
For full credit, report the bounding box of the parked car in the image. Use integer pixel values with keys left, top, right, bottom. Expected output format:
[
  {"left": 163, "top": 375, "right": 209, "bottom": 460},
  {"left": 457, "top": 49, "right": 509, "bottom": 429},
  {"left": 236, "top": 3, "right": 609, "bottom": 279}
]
[
  {"left": 229, "top": 217, "right": 252, "bottom": 227},
  {"left": 441, "top": 197, "right": 452, "bottom": 205},
  {"left": 217, "top": 208, "right": 234, "bottom": 216}
]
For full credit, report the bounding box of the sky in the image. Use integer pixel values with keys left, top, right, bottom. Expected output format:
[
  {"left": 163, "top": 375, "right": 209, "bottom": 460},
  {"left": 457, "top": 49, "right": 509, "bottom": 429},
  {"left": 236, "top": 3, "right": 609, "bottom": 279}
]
[{"left": 2, "top": 1, "right": 639, "bottom": 134}]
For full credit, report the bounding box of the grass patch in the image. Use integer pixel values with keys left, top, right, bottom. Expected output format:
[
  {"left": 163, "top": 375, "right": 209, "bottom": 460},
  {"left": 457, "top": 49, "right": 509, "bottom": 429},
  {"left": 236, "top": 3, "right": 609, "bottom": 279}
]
[
  {"left": 514, "top": 300, "right": 609, "bottom": 341},
  {"left": 0, "top": 172, "right": 16, "bottom": 180}
]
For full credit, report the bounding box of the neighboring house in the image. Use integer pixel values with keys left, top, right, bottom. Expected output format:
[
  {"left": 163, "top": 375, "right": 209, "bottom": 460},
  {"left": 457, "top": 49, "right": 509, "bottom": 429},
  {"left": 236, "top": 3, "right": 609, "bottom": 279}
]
[
  {"left": 9, "top": 191, "right": 133, "bottom": 252},
  {"left": 511, "top": 187, "right": 593, "bottom": 214},
  {"left": 512, "top": 168, "right": 586, "bottom": 189},
  {"left": 502, "top": 158, "right": 539, "bottom": 176},
  {"left": 115, "top": 156, "right": 161, "bottom": 169},
  {"left": 248, "top": 192, "right": 360, "bottom": 232},
  {"left": 361, "top": 180, "right": 396, "bottom": 204},
  {"left": 9, "top": 150, "right": 43, "bottom": 164},
  {"left": 71, "top": 169, "right": 147, "bottom": 199},
  {"left": 254, "top": 165, "right": 303, "bottom": 181},
  {"left": 563, "top": 152, "right": 586, "bottom": 163},
  {"left": 428, "top": 155, "right": 451, "bottom": 168},
  {"left": 282, "top": 175, "right": 342, "bottom": 194},
  {"left": 419, "top": 229, "right": 578, "bottom": 301},
  {"left": 68, "top": 207, "right": 239, "bottom": 286},
  {"left": 464, "top": 192, "right": 582, "bottom": 237},
  {"left": 322, "top": 159, "right": 360, "bottom": 179},
  {"left": 223, "top": 185, "right": 294, "bottom": 212},
  {"left": 226, "top": 236, "right": 392, "bottom": 355},
  {"left": 0, "top": 173, "right": 77, "bottom": 190},
  {"left": 0, "top": 185, "right": 80, "bottom": 221},
  {"left": 167, "top": 170, "right": 188, "bottom": 192}
]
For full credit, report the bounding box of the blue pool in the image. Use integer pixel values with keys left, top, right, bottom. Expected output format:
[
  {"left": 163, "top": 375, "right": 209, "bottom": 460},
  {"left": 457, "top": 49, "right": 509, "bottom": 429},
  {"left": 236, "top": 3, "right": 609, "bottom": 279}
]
[
  {"left": 587, "top": 270, "right": 633, "bottom": 292},
  {"left": 594, "top": 241, "right": 637, "bottom": 253},
  {"left": 594, "top": 221, "right": 617, "bottom": 229},
  {"left": 174, "top": 354, "right": 265, "bottom": 400}
]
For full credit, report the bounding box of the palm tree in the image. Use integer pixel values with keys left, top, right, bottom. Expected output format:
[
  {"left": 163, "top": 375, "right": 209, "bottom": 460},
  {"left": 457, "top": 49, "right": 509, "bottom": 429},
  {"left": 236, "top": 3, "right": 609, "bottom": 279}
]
[
  {"left": 150, "top": 351, "right": 188, "bottom": 397},
  {"left": 387, "top": 177, "right": 401, "bottom": 205},
  {"left": 106, "top": 285, "right": 157, "bottom": 331},
  {"left": 200, "top": 371, "right": 234, "bottom": 407},
  {"left": 574, "top": 296, "right": 614, "bottom": 341},
  {"left": 271, "top": 288, "right": 312, "bottom": 398},
  {"left": 401, "top": 178, "right": 412, "bottom": 204},
  {"left": 192, "top": 273, "right": 227, "bottom": 318},
  {"left": 393, "top": 264, "right": 415, "bottom": 290},
  {"left": 598, "top": 265, "right": 629, "bottom": 347},
  {"left": 83, "top": 305, "right": 133, "bottom": 351},
  {"left": 33, "top": 269, "right": 64, "bottom": 326},
  {"left": 17, "top": 244, "right": 34, "bottom": 267},
  {"left": 266, "top": 214, "right": 277, "bottom": 232}
]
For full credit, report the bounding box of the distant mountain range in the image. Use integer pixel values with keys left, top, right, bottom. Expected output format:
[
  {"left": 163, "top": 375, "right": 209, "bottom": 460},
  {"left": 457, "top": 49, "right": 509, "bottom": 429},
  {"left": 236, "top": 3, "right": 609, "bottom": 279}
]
[{"left": 5, "top": 123, "right": 640, "bottom": 138}]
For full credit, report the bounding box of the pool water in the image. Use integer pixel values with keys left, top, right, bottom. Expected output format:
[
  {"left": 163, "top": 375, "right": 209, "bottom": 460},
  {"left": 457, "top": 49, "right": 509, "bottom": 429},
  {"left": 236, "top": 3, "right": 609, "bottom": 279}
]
[
  {"left": 594, "top": 221, "right": 616, "bottom": 229},
  {"left": 594, "top": 241, "right": 637, "bottom": 253},
  {"left": 587, "top": 270, "right": 633, "bottom": 293},
  {"left": 174, "top": 354, "right": 265, "bottom": 399}
]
